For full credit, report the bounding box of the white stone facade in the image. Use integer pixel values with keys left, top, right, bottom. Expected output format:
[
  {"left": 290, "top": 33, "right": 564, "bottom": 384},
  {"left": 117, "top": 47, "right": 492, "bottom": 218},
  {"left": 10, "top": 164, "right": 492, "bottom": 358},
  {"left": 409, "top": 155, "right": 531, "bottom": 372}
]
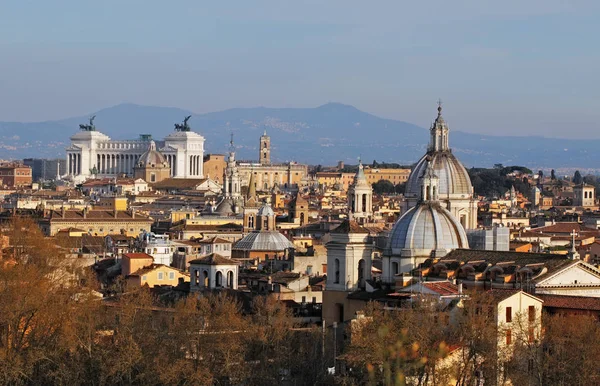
[
  {"left": 326, "top": 231, "right": 373, "bottom": 292},
  {"left": 66, "top": 128, "right": 205, "bottom": 181}
]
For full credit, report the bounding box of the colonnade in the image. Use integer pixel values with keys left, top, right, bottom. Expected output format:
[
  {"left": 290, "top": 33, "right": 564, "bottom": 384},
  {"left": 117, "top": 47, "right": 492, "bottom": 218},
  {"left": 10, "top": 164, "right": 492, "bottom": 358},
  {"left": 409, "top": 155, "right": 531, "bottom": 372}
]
[
  {"left": 67, "top": 153, "right": 81, "bottom": 175},
  {"left": 165, "top": 155, "right": 177, "bottom": 177},
  {"left": 95, "top": 153, "right": 142, "bottom": 175},
  {"left": 189, "top": 155, "right": 201, "bottom": 177}
]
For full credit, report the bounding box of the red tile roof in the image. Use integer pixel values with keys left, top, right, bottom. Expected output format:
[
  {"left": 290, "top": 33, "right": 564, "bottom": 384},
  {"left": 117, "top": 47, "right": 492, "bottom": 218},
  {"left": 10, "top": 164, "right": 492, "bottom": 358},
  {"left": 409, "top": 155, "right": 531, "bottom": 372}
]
[
  {"left": 536, "top": 294, "right": 600, "bottom": 311},
  {"left": 422, "top": 281, "right": 460, "bottom": 296},
  {"left": 123, "top": 253, "right": 154, "bottom": 260}
]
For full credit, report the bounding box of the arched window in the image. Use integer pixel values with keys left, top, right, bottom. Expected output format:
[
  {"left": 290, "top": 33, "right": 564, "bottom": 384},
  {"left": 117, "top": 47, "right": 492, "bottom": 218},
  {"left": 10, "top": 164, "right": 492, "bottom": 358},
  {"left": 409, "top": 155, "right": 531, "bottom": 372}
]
[
  {"left": 248, "top": 215, "right": 254, "bottom": 228},
  {"left": 216, "top": 271, "right": 223, "bottom": 287},
  {"left": 392, "top": 262, "right": 399, "bottom": 276},
  {"left": 300, "top": 212, "right": 305, "bottom": 226},
  {"left": 194, "top": 269, "right": 200, "bottom": 285},
  {"left": 203, "top": 270, "right": 209, "bottom": 288},
  {"left": 334, "top": 259, "right": 340, "bottom": 284},
  {"left": 227, "top": 271, "right": 234, "bottom": 288},
  {"left": 362, "top": 194, "right": 367, "bottom": 212},
  {"left": 264, "top": 182, "right": 268, "bottom": 190},
  {"left": 358, "top": 259, "right": 365, "bottom": 288}
]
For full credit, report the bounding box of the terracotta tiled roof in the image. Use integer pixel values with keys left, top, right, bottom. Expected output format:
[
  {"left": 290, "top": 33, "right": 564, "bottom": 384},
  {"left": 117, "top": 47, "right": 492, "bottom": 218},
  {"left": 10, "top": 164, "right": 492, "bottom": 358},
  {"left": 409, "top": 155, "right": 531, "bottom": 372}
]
[
  {"left": 123, "top": 253, "right": 154, "bottom": 260},
  {"left": 422, "top": 281, "right": 459, "bottom": 296},
  {"left": 197, "top": 236, "right": 233, "bottom": 244},
  {"left": 486, "top": 289, "right": 522, "bottom": 303},
  {"left": 151, "top": 178, "right": 208, "bottom": 189},
  {"left": 48, "top": 210, "right": 151, "bottom": 222},
  {"left": 332, "top": 220, "right": 369, "bottom": 234},
  {"left": 129, "top": 264, "right": 185, "bottom": 277},
  {"left": 536, "top": 294, "right": 600, "bottom": 311},
  {"left": 189, "top": 253, "right": 237, "bottom": 265},
  {"left": 534, "top": 222, "right": 587, "bottom": 234}
]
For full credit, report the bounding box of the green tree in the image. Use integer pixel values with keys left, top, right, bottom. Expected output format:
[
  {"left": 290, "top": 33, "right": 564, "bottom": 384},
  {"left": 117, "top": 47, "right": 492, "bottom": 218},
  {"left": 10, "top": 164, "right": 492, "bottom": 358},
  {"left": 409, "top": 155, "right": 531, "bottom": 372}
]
[
  {"left": 372, "top": 180, "right": 395, "bottom": 195},
  {"left": 573, "top": 170, "right": 583, "bottom": 184}
]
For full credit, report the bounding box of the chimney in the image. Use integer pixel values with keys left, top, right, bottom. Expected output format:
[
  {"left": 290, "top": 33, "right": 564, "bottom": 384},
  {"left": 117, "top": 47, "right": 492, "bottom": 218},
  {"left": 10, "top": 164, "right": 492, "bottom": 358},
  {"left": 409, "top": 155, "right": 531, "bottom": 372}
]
[
  {"left": 114, "top": 208, "right": 118, "bottom": 218},
  {"left": 458, "top": 282, "right": 463, "bottom": 295},
  {"left": 61, "top": 206, "right": 65, "bottom": 219},
  {"left": 131, "top": 208, "right": 136, "bottom": 219},
  {"left": 82, "top": 207, "right": 87, "bottom": 219}
]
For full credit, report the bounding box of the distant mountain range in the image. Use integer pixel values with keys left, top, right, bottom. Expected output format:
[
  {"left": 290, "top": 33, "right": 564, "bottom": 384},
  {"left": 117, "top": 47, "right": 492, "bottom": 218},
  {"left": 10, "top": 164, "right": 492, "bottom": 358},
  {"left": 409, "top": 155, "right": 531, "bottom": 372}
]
[{"left": 0, "top": 102, "right": 598, "bottom": 169}]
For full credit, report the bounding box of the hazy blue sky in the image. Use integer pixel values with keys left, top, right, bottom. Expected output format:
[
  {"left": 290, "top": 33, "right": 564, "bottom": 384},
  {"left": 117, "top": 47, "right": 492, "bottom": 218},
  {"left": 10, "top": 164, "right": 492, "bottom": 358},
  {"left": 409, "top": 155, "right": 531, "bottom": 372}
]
[{"left": 1, "top": 1, "right": 599, "bottom": 138}]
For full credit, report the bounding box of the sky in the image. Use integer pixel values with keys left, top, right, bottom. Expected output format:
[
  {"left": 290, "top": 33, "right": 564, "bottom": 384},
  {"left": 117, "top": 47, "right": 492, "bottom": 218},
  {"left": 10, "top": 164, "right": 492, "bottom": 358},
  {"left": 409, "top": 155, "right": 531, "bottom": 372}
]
[{"left": 1, "top": 0, "right": 599, "bottom": 138}]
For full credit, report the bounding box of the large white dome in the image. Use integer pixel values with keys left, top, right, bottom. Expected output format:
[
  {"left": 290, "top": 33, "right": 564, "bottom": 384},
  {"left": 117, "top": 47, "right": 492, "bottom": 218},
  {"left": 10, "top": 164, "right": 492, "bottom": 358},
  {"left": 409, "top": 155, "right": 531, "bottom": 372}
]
[
  {"left": 405, "top": 152, "right": 473, "bottom": 199},
  {"left": 388, "top": 202, "right": 469, "bottom": 257}
]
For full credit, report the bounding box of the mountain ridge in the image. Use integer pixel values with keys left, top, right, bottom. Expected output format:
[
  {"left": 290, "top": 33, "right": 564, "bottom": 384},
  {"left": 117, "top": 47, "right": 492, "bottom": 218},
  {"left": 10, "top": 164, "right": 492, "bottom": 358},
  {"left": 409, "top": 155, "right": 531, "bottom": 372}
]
[{"left": 0, "top": 102, "right": 598, "bottom": 169}]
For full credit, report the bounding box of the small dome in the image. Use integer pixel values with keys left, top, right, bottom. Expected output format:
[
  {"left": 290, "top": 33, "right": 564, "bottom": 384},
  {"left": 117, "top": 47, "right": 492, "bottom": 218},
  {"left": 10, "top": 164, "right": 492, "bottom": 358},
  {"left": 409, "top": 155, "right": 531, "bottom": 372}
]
[
  {"left": 388, "top": 203, "right": 468, "bottom": 256},
  {"left": 214, "top": 198, "right": 235, "bottom": 215},
  {"left": 406, "top": 152, "right": 472, "bottom": 199},
  {"left": 137, "top": 141, "right": 168, "bottom": 167},
  {"left": 257, "top": 202, "right": 275, "bottom": 217}
]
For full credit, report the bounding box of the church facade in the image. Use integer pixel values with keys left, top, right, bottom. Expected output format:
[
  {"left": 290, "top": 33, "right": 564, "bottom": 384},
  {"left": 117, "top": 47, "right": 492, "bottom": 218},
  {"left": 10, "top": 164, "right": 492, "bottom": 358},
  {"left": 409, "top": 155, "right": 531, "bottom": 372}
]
[{"left": 65, "top": 117, "right": 205, "bottom": 181}]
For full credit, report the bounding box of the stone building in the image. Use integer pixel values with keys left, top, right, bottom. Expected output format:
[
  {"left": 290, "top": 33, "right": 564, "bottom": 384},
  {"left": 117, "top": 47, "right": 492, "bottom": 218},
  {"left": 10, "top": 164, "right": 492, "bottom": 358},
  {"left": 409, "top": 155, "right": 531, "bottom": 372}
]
[
  {"left": 66, "top": 117, "right": 205, "bottom": 181},
  {"left": 323, "top": 220, "right": 373, "bottom": 324},
  {"left": 40, "top": 209, "right": 153, "bottom": 237},
  {"left": 0, "top": 163, "right": 32, "bottom": 188},
  {"left": 202, "top": 154, "right": 226, "bottom": 183},
  {"left": 189, "top": 253, "right": 239, "bottom": 291},
  {"left": 573, "top": 183, "right": 596, "bottom": 207}
]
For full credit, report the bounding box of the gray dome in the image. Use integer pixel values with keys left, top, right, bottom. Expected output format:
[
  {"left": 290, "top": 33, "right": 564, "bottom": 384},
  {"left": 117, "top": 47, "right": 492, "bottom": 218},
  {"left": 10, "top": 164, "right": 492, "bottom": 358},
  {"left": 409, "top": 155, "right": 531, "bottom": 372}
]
[
  {"left": 257, "top": 202, "right": 275, "bottom": 217},
  {"left": 406, "top": 152, "right": 472, "bottom": 199},
  {"left": 214, "top": 198, "right": 235, "bottom": 215},
  {"left": 234, "top": 231, "right": 294, "bottom": 251},
  {"left": 388, "top": 203, "right": 468, "bottom": 256},
  {"left": 137, "top": 141, "right": 168, "bottom": 167}
]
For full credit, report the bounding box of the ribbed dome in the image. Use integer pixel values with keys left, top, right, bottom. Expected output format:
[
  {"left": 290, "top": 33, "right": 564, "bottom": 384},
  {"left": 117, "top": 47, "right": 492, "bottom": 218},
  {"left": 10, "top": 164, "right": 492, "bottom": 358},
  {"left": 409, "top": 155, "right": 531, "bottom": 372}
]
[
  {"left": 406, "top": 152, "right": 472, "bottom": 199},
  {"left": 234, "top": 231, "right": 294, "bottom": 251},
  {"left": 388, "top": 203, "right": 468, "bottom": 256},
  {"left": 137, "top": 141, "right": 168, "bottom": 167},
  {"left": 257, "top": 202, "right": 275, "bottom": 217}
]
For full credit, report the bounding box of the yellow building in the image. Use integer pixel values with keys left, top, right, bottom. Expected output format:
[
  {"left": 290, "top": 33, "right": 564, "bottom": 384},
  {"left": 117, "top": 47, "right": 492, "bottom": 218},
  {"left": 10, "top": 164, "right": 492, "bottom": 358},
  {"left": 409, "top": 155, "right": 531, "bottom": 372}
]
[
  {"left": 122, "top": 252, "right": 189, "bottom": 288},
  {"left": 40, "top": 209, "right": 153, "bottom": 237},
  {"left": 238, "top": 162, "right": 308, "bottom": 191},
  {"left": 203, "top": 154, "right": 226, "bottom": 183},
  {"left": 364, "top": 167, "right": 411, "bottom": 185},
  {"left": 315, "top": 172, "right": 355, "bottom": 191},
  {"left": 94, "top": 196, "right": 128, "bottom": 211}
]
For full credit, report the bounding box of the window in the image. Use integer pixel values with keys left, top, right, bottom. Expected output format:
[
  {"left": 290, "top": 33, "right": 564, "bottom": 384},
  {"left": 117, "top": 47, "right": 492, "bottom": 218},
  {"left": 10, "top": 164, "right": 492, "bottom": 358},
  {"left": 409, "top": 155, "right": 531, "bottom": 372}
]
[
  {"left": 528, "top": 306, "right": 535, "bottom": 322},
  {"left": 528, "top": 327, "right": 535, "bottom": 343},
  {"left": 506, "top": 329, "right": 512, "bottom": 345},
  {"left": 302, "top": 296, "right": 306, "bottom": 303},
  {"left": 158, "top": 272, "right": 164, "bottom": 280},
  {"left": 506, "top": 307, "right": 512, "bottom": 323},
  {"left": 142, "top": 275, "right": 147, "bottom": 281},
  {"left": 169, "top": 272, "right": 175, "bottom": 280},
  {"left": 334, "top": 259, "right": 340, "bottom": 284}
]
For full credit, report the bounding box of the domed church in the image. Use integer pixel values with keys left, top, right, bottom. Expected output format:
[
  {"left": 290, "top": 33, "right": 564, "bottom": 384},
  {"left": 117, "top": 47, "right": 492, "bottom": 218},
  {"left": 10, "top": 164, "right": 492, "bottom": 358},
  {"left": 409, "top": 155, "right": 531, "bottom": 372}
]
[
  {"left": 403, "top": 103, "right": 477, "bottom": 230},
  {"left": 133, "top": 140, "right": 171, "bottom": 183},
  {"left": 382, "top": 160, "right": 469, "bottom": 282}
]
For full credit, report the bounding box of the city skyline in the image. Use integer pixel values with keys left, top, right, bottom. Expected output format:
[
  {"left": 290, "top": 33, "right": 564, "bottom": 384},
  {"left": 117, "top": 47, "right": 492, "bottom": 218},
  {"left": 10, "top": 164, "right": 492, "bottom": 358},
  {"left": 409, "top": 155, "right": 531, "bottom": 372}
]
[{"left": 1, "top": 1, "right": 600, "bottom": 138}]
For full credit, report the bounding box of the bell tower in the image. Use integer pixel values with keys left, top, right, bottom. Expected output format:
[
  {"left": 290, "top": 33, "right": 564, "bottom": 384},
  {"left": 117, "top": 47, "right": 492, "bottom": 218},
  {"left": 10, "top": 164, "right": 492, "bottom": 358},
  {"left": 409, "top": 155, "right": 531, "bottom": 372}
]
[{"left": 260, "top": 130, "right": 271, "bottom": 165}]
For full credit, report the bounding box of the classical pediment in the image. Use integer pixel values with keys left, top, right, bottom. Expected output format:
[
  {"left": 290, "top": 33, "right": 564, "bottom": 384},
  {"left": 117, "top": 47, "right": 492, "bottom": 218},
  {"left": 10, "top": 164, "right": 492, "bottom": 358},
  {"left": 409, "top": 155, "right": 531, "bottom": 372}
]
[{"left": 536, "top": 261, "right": 600, "bottom": 288}]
